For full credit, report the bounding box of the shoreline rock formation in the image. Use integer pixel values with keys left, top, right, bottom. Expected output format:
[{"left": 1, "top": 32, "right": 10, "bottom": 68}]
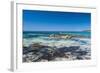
[
  {"left": 49, "top": 34, "right": 73, "bottom": 39},
  {"left": 49, "top": 34, "right": 87, "bottom": 40},
  {"left": 23, "top": 42, "right": 90, "bottom": 62}
]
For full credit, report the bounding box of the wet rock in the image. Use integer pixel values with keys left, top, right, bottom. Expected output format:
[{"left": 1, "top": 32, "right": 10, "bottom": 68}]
[
  {"left": 39, "top": 48, "right": 55, "bottom": 61},
  {"left": 23, "top": 46, "right": 34, "bottom": 54},
  {"left": 23, "top": 43, "right": 51, "bottom": 54},
  {"left": 31, "top": 52, "right": 43, "bottom": 62},
  {"left": 49, "top": 34, "right": 73, "bottom": 39},
  {"left": 40, "top": 59, "right": 48, "bottom": 62},
  {"left": 57, "top": 46, "right": 79, "bottom": 53},
  {"left": 74, "top": 51, "right": 87, "bottom": 56},
  {"left": 53, "top": 46, "right": 79, "bottom": 58},
  {"left": 84, "top": 56, "right": 91, "bottom": 60},
  {"left": 23, "top": 52, "right": 43, "bottom": 62},
  {"left": 64, "top": 52, "right": 72, "bottom": 58},
  {"left": 23, "top": 43, "right": 89, "bottom": 62},
  {"left": 53, "top": 50, "right": 65, "bottom": 57},
  {"left": 29, "top": 43, "right": 50, "bottom": 50},
  {"left": 76, "top": 56, "right": 83, "bottom": 60},
  {"left": 23, "top": 52, "right": 34, "bottom": 62}
]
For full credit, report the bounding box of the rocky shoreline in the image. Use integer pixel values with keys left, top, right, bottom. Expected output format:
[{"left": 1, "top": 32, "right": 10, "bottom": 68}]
[
  {"left": 23, "top": 43, "right": 90, "bottom": 62},
  {"left": 49, "top": 34, "right": 87, "bottom": 39}
]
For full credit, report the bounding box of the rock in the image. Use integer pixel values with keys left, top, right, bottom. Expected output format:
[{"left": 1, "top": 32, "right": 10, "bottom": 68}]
[
  {"left": 64, "top": 52, "right": 72, "bottom": 58},
  {"left": 49, "top": 34, "right": 73, "bottom": 39},
  {"left": 31, "top": 52, "right": 43, "bottom": 62},
  {"left": 23, "top": 43, "right": 51, "bottom": 54},
  {"left": 68, "top": 46, "right": 80, "bottom": 52},
  {"left": 23, "top": 46, "right": 34, "bottom": 54},
  {"left": 23, "top": 52, "right": 34, "bottom": 62},
  {"left": 53, "top": 46, "right": 79, "bottom": 58},
  {"left": 57, "top": 46, "right": 79, "bottom": 53},
  {"left": 73, "top": 51, "right": 87, "bottom": 56},
  {"left": 53, "top": 57, "right": 62, "bottom": 61},
  {"left": 23, "top": 43, "right": 89, "bottom": 62},
  {"left": 84, "top": 56, "right": 91, "bottom": 60},
  {"left": 23, "top": 54, "right": 27, "bottom": 62},
  {"left": 76, "top": 56, "right": 83, "bottom": 60},
  {"left": 29, "top": 43, "right": 50, "bottom": 50},
  {"left": 23, "top": 52, "right": 43, "bottom": 62},
  {"left": 23, "top": 43, "right": 56, "bottom": 62},
  {"left": 39, "top": 48, "right": 55, "bottom": 61},
  {"left": 40, "top": 59, "right": 48, "bottom": 62},
  {"left": 49, "top": 33, "right": 86, "bottom": 39},
  {"left": 54, "top": 50, "right": 65, "bottom": 57}
]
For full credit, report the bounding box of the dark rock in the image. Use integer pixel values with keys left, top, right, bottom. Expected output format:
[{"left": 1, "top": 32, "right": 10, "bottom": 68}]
[
  {"left": 53, "top": 46, "right": 79, "bottom": 58},
  {"left": 39, "top": 48, "right": 55, "bottom": 61},
  {"left": 31, "top": 52, "right": 43, "bottom": 62},
  {"left": 75, "top": 51, "right": 87, "bottom": 55},
  {"left": 53, "top": 49, "right": 66, "bottom": 57},
  {"left": 29, "top": 43, "right": 50, "bottom": 49},
  {"left": 23, "top": 44, "right": 88, "bottom": 62},
  {"left": 69, "top": 46, "right": 80, "bottom": 52},
  {"left": 76, "top": 56, "right": 83, "bottom": 60},
  {"left": 23, "top": 52, "right": 43, "bottom": 62},
  {"left": 57, "top": 46, "right": 79, "bottom": 53},
  {"left": 23, "top": 43, "right": 51, "bottom": 54},
  {"left": 72, "top": 50, "right": 87, "bottom": 57},
  {"left": 23, "top": 46, "right": 33, "bottom": 54}
]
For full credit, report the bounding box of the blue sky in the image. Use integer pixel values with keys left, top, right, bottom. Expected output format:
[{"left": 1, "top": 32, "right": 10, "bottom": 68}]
[{"left": 23, "top": 10, "right": 91, "bottom": 31}]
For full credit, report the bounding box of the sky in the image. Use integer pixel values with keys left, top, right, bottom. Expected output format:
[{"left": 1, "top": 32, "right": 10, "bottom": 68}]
[{"left": 23, "top": 10, "right": 91, "bottom": 31}]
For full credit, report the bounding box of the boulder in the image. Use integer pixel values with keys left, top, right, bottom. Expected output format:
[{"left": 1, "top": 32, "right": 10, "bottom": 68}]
[
  {"left": 23, "top": 43, "right": 51, "bottom": 54},
  {"left": 39, "top": 48, "right": 55, "bottom": 61},
  {"left": 49, "top": 34, "right": 73, "bottom": 39}
]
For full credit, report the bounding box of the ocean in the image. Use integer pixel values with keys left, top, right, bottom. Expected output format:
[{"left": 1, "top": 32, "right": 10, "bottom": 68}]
[
  {"left": 23, "top": 31, "right": 90, "bottom": 38},
  {"left": 23, "top": 31, "right": 91, "bottom": 62},
  {"left": 23, "top": 31, "right": 91, "bottom": 47}
]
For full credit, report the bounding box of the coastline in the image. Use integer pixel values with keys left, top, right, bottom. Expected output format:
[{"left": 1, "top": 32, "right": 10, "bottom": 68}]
[{"left": 23, "top": 31, "right": 91, "bottom": 62}]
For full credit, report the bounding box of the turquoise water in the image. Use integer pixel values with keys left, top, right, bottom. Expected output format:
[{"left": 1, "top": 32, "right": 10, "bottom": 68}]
[
  {"left": 23, "top": 31, "right": 91, "bottom": 39},
  {"left": 23, "top": 31, "right": 91, "bottom": 47}
]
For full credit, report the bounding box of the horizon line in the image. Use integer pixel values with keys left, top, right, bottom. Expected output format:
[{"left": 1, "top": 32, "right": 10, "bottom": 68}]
[{"left": 23, "top": 30, "right": 91, "bottom": 32}]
